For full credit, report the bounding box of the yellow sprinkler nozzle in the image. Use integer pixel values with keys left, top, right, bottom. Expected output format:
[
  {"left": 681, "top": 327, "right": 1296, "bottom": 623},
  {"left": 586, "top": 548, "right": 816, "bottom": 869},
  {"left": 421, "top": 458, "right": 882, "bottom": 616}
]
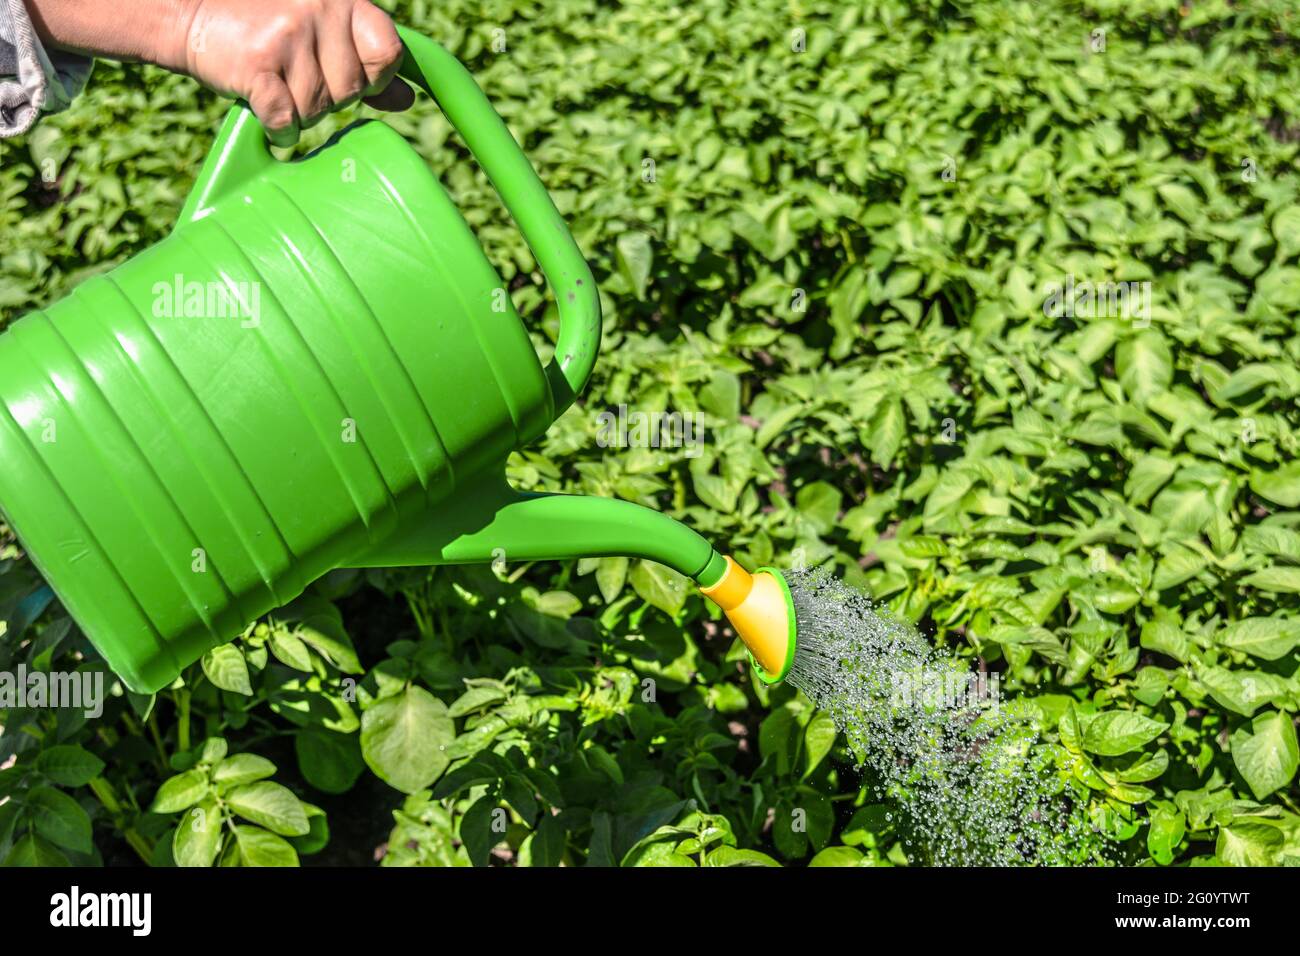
[{"left": 698, "top": 557, "right": 797, "bottom": 684}]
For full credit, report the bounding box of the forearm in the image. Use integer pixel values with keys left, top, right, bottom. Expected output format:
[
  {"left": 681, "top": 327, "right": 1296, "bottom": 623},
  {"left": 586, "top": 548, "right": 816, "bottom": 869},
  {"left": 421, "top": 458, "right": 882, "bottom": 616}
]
[
  {"left": 23, "top": 0, "right": 194, "bottom": 69},
  {"left": 17, "top": 0, "right": 409, "bottom": 145}
]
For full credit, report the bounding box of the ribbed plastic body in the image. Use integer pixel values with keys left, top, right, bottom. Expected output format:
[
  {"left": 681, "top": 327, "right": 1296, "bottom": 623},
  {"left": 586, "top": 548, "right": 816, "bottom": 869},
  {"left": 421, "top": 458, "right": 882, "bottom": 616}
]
[{"left": 0, "top": 120, "right": 549, "bottom": 692}]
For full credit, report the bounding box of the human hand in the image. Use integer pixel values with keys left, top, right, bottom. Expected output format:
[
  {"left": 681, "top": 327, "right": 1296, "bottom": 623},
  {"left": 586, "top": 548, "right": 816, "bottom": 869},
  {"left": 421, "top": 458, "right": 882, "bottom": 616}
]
[{"left": 162, "top": 0, "right": 415, "bottom": 146}]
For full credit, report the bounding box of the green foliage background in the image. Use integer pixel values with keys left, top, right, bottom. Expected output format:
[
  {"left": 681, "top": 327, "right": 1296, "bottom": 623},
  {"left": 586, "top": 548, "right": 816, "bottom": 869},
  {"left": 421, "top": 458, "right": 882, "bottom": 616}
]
[{"left": 3, "top": 0, "right": 1300, "bottom": 866}]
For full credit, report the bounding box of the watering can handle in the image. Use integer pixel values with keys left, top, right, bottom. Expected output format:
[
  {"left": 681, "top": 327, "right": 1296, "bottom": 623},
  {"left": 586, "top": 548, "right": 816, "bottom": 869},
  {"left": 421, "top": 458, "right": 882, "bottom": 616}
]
[{"left": 179, "top": 25, "right": 600, "bottom": 416}]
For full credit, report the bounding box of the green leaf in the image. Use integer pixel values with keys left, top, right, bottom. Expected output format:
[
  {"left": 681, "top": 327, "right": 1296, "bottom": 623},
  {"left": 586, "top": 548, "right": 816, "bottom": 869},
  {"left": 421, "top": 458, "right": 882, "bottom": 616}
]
[
  {"left": 1, "top": 833, "right": 70, "bottom": 867},
  {"left": 1230, "top": 711, "right": 1299, "bottom": 800},
  {"left": 289, "top": 602, "right": 363, "bottom": 674},
  {"left": 1146, "top": 803, "right": 1184, "bottom": 866},
  {"left": 1057, "top": 706, "right": 1082, "bottom": 755},
  {"left": 616, "top": 231, "right": 653, "bottom": 300},
  {"left": 447, "top": 686, "right": 506, "bottom": 717},
  {"left": 882, "top": 267, "right": 923, "bottom": 300},
  {"left": 288, "top": 804, "right": 330, "bottom": 856},
  {"left": 758, "top": 706, "right": 801, "bottom": 776},
  {"left": 1151, "top": 482, "right": 1214, "bottom": 535},
  {"left": 431, "top": 757, "right": 508, "bottom": 800},
  {"left": 924, "top": 469, "right": 974, "bottom": 518},
  {"left": 1125, "top": 455, "right": 1177, "bottom": 506},
  {"left": 625, "top": 840, "right": 697, "bottom": 867},
  {"left": 583, "top": 745, "right": 624, "bottom": 785},
  {"left": 988, "top": 625, "right": 1068, "bottom": 665},
  {"left": 808, "top": 846, "right": 866, "bottom": 867},
  {"left": 756, "top": 402, "right": 806, "bottom": 449},
  {"left": 1157, "top": 182, "right": 1202, "bottom": 223},
  {"left": 1117, "top": 748, "right": 1169, "bottom": 783},
  {"left": 1271, "top": 205, "right": 1300, "bottom": 260},
  {"left": 1140, "top": 619, "right": 1193, "bottom": 663},
  {"left": 1131, "top": 666, "right": 1171, "bottom": 706},
  {"left": 0, "top": 800, "right": 18, "bottom": 848},
  {"left": 36, "top": 745, "right": 105, "bottom": 787},
  {"left": 225, "top": 782, "right": 310, "bottom": 836},
  {"left": 629, "top": 560, "right": 688, "bottom": 617},
  {"left": 1242, "top": 566, "right": 1300, "bottom": 593},
  {"left": 1198, "top": 666, "right": 1287, "bottom": 717},
  {"left": 1216, "top": 617, "right": 1300, "bottom": 661},
  {"left": 458, "top": 794, "right": 499, "bottom": 867},
  {"left": 151, "top": 769, "right": 210, "bottom": 813},
  {"left": 1153, "top": 546, "right": 1205, "bottom": 591},
  {"left": 803, "top": 710, "right": 837, "bottom": 778},
  {"left": 269, "top": 629, "right": 314, "bottom": 671},
  {"left": 699, "top": 371, "right": 740, "bottom": 421},
  {"left": 900, "top": 534, "right": 947, "bottom": 559},
  {"left": 1250, "top": 462, "right": 1300, "bottom": 508},
  {"left": 212, "top": 753, "right": 277, "bottom": 789},
  {"left": 521, "top": 813, "right": 566, "bottom": 867},
  {"left": 360, "top": 685, "right": 455, "bottom": 793},
  {"left": 532, "top": 590, "right": 582, "bottom": 618},
  {"left": 595, "top": 556, "right": 628, "bottom": 603},
  {"left": 172, "top": 797, "right": 223, "bottom": 868},
  {"left": 27, "top": 786, "right": 93, "bottom": 853},
  {"left": 295, "top": 728, "right": 365, "bottom": 794},
  {"left": 869, "top": 398, "right": 905, "bottom": 468},
  {"left": 233, "top": 824, "right": 299, "bottom": 867},
  {"left": 1081, "top": 711, "right": 1168, "bottom": 756},
  {"left": 1256, "top": 264, "right": 1300, "bottom": 311},
  {"left": 1242, "top": 524, "right": 1300, "bottom": 558},
  {"left": 1217, "top": 363, "right": 1279, "bottom": 403},
  {"left": 201, "top": 642, "right": 252, "bottom": 695},
  {"left": 705, "top": 846, "right": 781, "bottom": 866},
  {"left": 501, "top": 774, "right": 539, "bottom": 827},
  {"left": 795, "top": 481, "right": 842, "bottom": 535},
  {"left": 1215, "top": 820, "right": 1283, "bottom": 867},
  {"left": 1116, "top": 332, "right": 1172, "bottom": 406},
  {"left": 772, "top": 794, "right": 834, "bottom": 858},
  {"left": 198, "top": 738, "right": 228, "bottom": 764}
]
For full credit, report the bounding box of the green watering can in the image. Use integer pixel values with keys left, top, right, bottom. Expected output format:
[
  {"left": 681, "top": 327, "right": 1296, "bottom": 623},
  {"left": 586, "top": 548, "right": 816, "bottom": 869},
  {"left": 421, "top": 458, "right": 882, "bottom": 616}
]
[{"left": 0, "top": 27, "right": 797, "bottom": 694}]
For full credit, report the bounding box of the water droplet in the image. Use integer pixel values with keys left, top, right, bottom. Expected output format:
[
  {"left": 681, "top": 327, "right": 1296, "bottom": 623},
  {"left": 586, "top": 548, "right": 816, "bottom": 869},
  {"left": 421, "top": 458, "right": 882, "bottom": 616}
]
[{"left": 784, "top": 567, "right": 1110, "bottom": 867}]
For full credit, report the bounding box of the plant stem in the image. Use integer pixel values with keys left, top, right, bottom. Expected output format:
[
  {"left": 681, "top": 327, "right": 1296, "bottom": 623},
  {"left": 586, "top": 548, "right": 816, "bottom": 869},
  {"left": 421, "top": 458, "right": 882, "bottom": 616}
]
[
  {"left": 175, "top": 688, "right": 191, "bottom": 754},
  {"left": 146, "top": 711, "right": 169, "bottom": 767},
  {"left": 88, "top": 776, "right": 153, "bottom": 864}
]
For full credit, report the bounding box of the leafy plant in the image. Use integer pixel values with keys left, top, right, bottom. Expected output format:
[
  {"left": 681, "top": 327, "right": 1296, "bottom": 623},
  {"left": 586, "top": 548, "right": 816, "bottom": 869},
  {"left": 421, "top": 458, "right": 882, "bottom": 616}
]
[
  {"left": 0, "top": 743, "right": 104, "bottom": 865},
  {"left": 150, "top": 738, "right": 325, "bottom": 867},
  {"left": 2, "top": 0, "right": 1300, "bottom": 867}
]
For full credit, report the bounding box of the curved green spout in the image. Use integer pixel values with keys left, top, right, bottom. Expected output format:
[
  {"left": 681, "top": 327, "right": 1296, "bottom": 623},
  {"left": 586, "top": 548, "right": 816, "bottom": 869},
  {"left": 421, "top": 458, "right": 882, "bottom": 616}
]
[
  {"left": 360, "top": 480, "right": 728, "bottom": 587},
  {"left": 357, "top": 480, "right": 795, "bottom": 682}
]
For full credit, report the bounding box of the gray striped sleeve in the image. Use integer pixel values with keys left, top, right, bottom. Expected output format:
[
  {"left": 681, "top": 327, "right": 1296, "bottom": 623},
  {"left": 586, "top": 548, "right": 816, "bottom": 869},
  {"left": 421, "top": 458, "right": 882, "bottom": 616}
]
[{"left": 0, "top": 0, "right": 93, "bottom": 138}]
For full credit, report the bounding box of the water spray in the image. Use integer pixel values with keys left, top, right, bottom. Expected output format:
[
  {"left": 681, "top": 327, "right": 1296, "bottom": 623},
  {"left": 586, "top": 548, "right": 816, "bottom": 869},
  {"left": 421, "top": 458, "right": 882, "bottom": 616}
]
[{"left": 773, "top": 567, "right": 1110, "bottom": 866}]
